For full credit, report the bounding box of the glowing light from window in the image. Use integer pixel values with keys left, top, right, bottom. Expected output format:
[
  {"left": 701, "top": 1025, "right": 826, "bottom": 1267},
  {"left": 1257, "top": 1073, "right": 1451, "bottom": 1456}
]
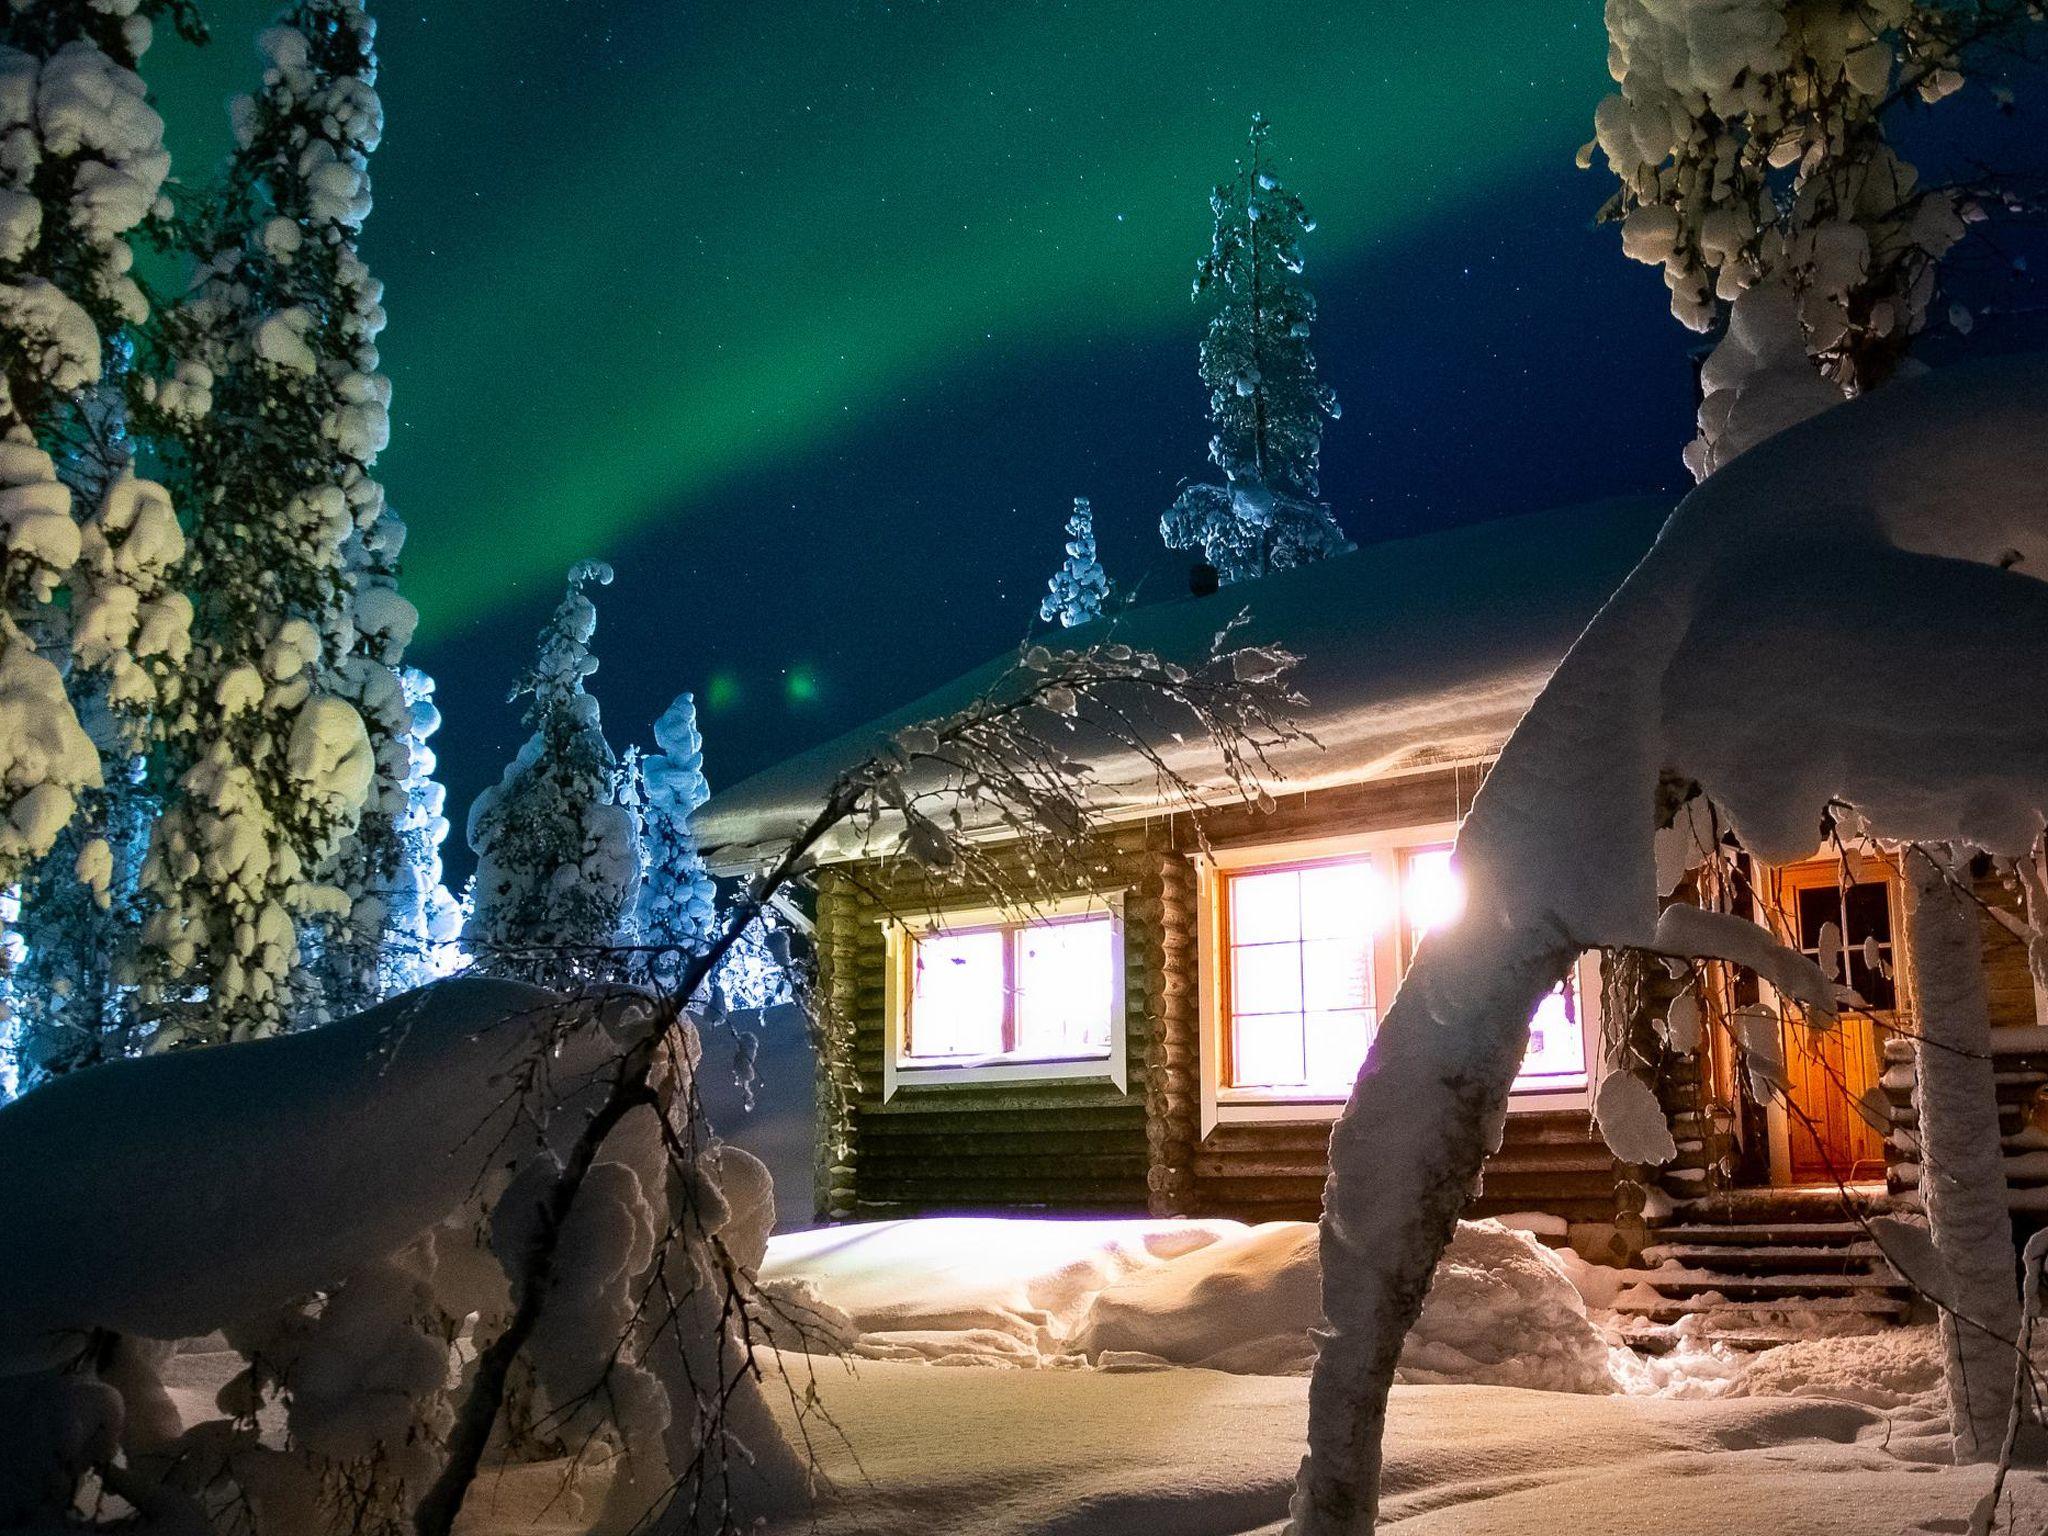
[
  {"left": 1403, "top": 847, "right": 1466, "bottom": 938},
  {"left": 904, "top": 915, "right": 1114, "bottom": 1066},
  {"left": 1225, "top": 856, "right": 1383, "bottom": 1093},
  {"left": 1017, "top": 918, "right": 1113, "bottom": 1055},
  {"left": 907, "top": 929, "right": 1005, "bottom": 1058}
]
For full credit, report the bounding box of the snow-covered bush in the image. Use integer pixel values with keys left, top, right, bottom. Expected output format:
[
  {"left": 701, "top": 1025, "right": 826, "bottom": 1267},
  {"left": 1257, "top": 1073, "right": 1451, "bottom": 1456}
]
[
  {"left": 1040, "top": 496, "right": 1112, "bottom": 627},
  {"left": 0, "top": 976, "right": 809, "bottom": 1534},
  {"left": 1162, "top": 114, "right": 1349, "bottom": 583},
  {"left": 464, "top": 561, "right": 640, "bottom": 981},
  {"left": 1588, "top": 0, "right": 2039, "bottom": 476},
  {"left": 1291, "top": 355, "right": 2048, "bottom": 1532}
]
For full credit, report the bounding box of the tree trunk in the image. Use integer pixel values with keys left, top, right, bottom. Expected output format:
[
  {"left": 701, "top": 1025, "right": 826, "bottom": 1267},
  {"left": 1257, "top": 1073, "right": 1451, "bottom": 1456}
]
[
  {"left": 1290, "top": 918, "right": 1575, "bottom": 1535},
  {"left": 1907, "top": 844, "right": 2021, "bottom": 1463}
]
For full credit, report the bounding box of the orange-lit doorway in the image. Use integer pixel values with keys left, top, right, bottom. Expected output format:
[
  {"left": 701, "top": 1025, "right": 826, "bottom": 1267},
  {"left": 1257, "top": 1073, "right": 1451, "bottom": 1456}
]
[{"left": 1760, "top": 858, "right": 1898, "bottom": 1186}]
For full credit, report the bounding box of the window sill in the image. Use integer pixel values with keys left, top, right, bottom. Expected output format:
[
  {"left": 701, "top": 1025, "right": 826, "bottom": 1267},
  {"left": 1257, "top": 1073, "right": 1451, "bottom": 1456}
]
[
  {"left": 888, "top": 1053, "right": 1121, "bottom": 1093},
  {"left": 1214, "top": 1080, "right": 1590, "bottom": 1124}
]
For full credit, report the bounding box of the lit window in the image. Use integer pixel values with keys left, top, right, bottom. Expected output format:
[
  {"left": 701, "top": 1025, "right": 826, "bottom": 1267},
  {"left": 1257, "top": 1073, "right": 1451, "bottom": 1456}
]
[
  {"left": 1219, "top": 842, "right": 1589, "bottom": 1103},
  {"left": 1224, "top": 856, "right": 1384, "bottom": 1094},
  {"left": 1398, "top": 844, "right": 1584, "bottom": 1091},
  {"left": 1402, "top": 846, "right": 1467, "bottom": 939},
  {"left": 904, "top": 914, "right": 1115, "bottom": 1066}
]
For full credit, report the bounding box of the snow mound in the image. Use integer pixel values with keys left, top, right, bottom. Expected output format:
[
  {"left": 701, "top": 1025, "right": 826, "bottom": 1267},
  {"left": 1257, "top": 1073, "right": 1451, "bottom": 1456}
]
[
  {"left": 762, "top": 1216, "right": 1241, "bottom": 1360},
  {"left": 765, "top": 1215, "right": 1617, "bottom": 1392},
  {"left": 1738, "top": 1325, "right": 1944, "bottom": 1413},
  {"left": 1067, "top": 1221, "right": 1323, "bottom": 1373},
  {"left": 1399, "top": 1220, "right": 1618, "bottom": 1394}
]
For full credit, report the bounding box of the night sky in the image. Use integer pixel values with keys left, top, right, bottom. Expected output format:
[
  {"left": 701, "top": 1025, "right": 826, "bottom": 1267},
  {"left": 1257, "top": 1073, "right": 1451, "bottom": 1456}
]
[{"left": 143, "top": 1, "right": 2047, "bottom": 888}]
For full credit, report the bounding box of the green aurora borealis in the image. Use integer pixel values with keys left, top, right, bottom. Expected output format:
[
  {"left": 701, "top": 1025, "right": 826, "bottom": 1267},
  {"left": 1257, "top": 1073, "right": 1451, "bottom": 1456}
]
[{"left": 145, "top": 1, "right": 1612, "bottom": 643}]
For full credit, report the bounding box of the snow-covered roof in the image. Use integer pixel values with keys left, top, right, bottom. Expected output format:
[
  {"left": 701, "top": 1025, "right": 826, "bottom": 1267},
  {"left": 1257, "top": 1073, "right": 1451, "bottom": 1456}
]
[{"left": 696, "top": 497, "right": 1672, "bottom": 868}]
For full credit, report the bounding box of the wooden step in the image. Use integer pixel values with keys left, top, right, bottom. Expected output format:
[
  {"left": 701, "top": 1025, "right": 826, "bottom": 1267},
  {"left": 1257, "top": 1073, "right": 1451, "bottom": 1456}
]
[
  {"left": 1622, "top": 1327, "right": 1852, "bottom": 1355},
  {"left": 1638, "top": 1242, "right": 1887, "bottom": 1270},
  {"left": 1673, "top": 1188, "right": 1895, "bottom": 1222},
  {"left": 1629, "top": 1269, "right": 1908, "bottom": 1297},
  {"left": 1611, "top": 1292, "right": 1911, "bottom": 1322},
  {"left": 1648, "top": 1221, "right": 1871, "bottom": 1245}
]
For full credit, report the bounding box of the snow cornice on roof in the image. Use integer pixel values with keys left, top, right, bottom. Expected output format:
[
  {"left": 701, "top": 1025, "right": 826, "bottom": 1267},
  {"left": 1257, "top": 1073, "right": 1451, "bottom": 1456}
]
[{"left": 695, "top": 497, "right": 1674, "bottom": 872}]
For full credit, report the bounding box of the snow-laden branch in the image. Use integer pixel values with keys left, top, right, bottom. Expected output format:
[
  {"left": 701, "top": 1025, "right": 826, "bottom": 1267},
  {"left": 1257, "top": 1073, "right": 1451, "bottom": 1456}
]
[{"left": 1293, "top": 353, "right": 2048, "bottom": 1533}]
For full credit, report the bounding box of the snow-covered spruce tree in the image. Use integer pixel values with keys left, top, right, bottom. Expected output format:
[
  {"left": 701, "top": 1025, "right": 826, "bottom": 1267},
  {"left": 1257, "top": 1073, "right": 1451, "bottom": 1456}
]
[
  {"left": 376, "top": 664, "right": 458, "bottom": 990},
  {"left": 1590, "top": 0, "right": 2044, "bottom": 479},
  {"left": 633, "top": 691, "right": 717, "bottom": 968},
  {"left": 0, "top": 1, "right": 200, "bottom": 1074},
  {"left": 463, "top": 562, "right": 640, "bottom": 983},
  {"left": 135, "top": 0, "right": 401, "bottom": 1042},
  {"left": 1040, "top": 496, "right": 1111, "bottom": 627},
  {"left": 1289, "top": 359, "right": 2048, "bottom": 1532},
  {"left": 1162, "top": 113, "right": 1347, "bottom": 585}
]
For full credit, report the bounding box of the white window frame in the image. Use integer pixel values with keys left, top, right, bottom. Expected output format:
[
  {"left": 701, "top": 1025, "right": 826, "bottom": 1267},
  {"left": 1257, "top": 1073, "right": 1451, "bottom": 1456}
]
[
  {"left": 1195, "top": 827, "right": 1600, "bottom": 1134},
  {"left": 881, "top": 891, "right": 1128, "bottom": 1101}
]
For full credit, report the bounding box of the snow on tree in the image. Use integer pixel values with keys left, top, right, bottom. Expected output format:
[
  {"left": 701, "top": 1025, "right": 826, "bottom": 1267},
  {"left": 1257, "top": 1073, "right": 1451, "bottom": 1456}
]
[
  {"left": 371, "top": 664, "right": 459, "bottom": 991},
  {"left": 1899, "top": 843, "right": 2021, "bottom": 1460},
  {"left": 634, "top": 690, "right": 718, "bottom": 964},
  {"left": 0, "top": 2, "right": 198, "bottom": 1065},
  {"left": 1589, "top": 0, "right": 2041, "bottom": 477},
  {"left": 1289, "top": 355, "right": 2048, "bottom": 1532},
  {"left": 1162, "top": 113, "right": 1348, "bottom": 584},
  {"left": 464, "top": 561, "right": 640, "bottom": 980},
  {"left": 136, "top": 0, "right": 403, "bottom": 1040},
  {"left": 1040, "top": 496, "right": 1112, "bottom": 627}
]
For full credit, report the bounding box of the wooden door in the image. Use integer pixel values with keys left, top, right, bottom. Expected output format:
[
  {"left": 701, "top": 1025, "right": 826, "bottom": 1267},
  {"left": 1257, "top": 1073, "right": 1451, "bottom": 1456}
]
[{"left": 1772, "top": 863, "right": 1897, "bottom": 1185}]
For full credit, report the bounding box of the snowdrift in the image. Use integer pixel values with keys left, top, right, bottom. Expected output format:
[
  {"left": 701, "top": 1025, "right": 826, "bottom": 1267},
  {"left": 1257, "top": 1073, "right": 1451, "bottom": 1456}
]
[
  {"left": 762, "top": 1215, "right": 1616, "bottom": 1392},
  {"left": 0, "top": 977, "right": 805, "bottom": 1532}
]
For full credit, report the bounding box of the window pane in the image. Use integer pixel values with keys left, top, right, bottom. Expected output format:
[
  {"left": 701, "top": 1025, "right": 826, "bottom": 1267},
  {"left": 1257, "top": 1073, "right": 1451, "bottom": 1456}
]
[
  {"left": 1843, "top": 882, "right": 1893, "bottom": 946},
  {"left": 1843, "top": 882, "right": 1896, "bottom": 1009},
  {"left": 1298, "top": 858, "right": 1384, "bottom": 940},
  {"left": 1233, "top": 1014, "right": 1305, "bottom": 1088},
  {"left": 1016, "top": 917, "right": 1113, "bottom": 1057},
  {"left": 1304, "top": 1009, "right": 1375, "bottom": 1093},
  {"left": 1300, "top": 936, "right": 1372, "bottom": 1011},
  {"left": 1404, "top": 847, "right": 1466, "bottom": 941},
  {"left": 1793, "top": 879, "right": 1896, "bottom": 1010},
  {"left": 1232, "top": 941, "right": 1303, "bottom": 1017},
  {"left": 1516, "top": 979, "right": 1586, "bottom": 1087},
  {"left": 907, "top": 929, "right": 1005, "bottom": 1059},
  {"left": 1229, "top": 868, "right": 1301, "bottom": 945},
  {"left": 1795, "top": 886, "right": 1840, "bottom": 954}
]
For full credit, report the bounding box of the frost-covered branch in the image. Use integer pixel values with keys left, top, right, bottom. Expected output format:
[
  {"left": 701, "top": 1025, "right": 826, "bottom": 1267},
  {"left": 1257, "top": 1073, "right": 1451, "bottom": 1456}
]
[
  {"left": 421, "top": 626, "right": 1303, "bottom": 1535},
  {"left": 1293, "top": 356, "right": 2048, "bottom": 1533}
]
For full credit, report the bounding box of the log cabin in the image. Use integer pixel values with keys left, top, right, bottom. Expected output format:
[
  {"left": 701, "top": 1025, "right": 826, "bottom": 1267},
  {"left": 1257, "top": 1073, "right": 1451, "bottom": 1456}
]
[{"left": 696, "top": 499, "right": 2046, "bottom": 1331}]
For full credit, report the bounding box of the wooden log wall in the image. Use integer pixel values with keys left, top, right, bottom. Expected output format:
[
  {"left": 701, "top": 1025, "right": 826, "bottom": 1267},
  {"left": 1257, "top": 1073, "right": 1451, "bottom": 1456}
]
[
  {"left": 814, "top": 764, "right": 1629, "bottom": 1232},
  {"left": 811, "top": 830, "right": 1166, "bottom": 1221}
]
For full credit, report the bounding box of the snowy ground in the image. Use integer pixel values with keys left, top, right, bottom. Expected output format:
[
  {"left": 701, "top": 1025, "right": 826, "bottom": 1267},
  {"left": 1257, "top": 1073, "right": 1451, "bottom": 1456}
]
[{"left": 153, "top": 1216, "right": 2047, "bottom": 1534}]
